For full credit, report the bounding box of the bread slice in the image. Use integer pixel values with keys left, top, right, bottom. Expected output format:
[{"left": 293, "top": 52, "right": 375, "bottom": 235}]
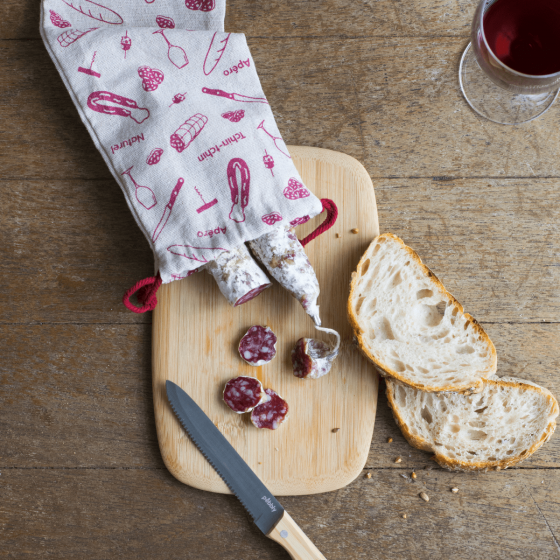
[
  {"left": 348, "top": 233, "right": 497, "bottom": 393},
  {"left": 386, "top": 377, "right": 559, "bottom": 471}
]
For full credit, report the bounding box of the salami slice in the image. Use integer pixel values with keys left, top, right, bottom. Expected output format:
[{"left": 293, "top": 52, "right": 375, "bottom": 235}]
[
  {"left": 249, "top": 225, "right": 321, "bottom": 324},
  {"left": 292, "top": 326, "right": 341, "bottom": 379},
  {"left": 223, "top": 376, "right": 268, "bottom": 414},
  {"left": 250, "top": 389, "right": 289, "bottom": 430},
  {"left": 204, "top": 244, "right": 272, "bottom": 306},
  {"left": 238, "top": 326, "right": 277, "bottom": 366}
]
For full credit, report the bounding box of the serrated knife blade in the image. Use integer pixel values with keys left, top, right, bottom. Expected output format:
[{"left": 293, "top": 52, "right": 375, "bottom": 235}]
[{"left": 166, "top": 380, "right": 326, "bottom": 560}]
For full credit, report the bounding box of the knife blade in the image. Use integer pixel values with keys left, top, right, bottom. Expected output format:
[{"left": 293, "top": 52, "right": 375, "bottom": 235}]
[
  {"left": 166, "top": 380, "right": 327, "bottom": 560},
  {"left": 202, "top": 87, "right": 269, "bottom": 104}
]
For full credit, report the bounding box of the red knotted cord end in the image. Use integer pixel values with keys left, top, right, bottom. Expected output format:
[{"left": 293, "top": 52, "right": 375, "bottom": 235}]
[
  {"left": 123, "top": 272, "right": 162, "bottom": 313},
  {"left": 299, "top": 198, "right": 339, "bottom": 247}
]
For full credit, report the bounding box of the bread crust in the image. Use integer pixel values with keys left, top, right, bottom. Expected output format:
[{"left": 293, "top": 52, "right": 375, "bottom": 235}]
[
  {"left": 386, "top": 377, "right": 559, "bottom": 471},
  {"left": 347, "top": 233, "right": 497, "bottom": 394}
]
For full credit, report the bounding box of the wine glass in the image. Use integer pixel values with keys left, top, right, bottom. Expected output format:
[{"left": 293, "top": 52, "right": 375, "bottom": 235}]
[
  {"left": 153, "top": 30, "right": 189, "bottom": 69},
  {"left": 459, "top": 0, "right": 560, "bottom": 125}
]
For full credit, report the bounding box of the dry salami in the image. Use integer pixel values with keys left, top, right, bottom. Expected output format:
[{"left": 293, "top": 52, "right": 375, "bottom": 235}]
[
  {"left": 249, "top": 225, "right": 321, "bottom": 324},
  {"left": 204, "top": 244, "right": 272, "bottom": 306},
  {"left": 238, "top": 325, "right": 277, "bottom": 366},
  {"left": 250, "top": 389, "right": 289, "bottom": 430},
  {"left": 223, "top": 376, "right": 268, "bottom": 413},
  {"left": 291, "top": 326, "right": 341, "bottom": 379}
]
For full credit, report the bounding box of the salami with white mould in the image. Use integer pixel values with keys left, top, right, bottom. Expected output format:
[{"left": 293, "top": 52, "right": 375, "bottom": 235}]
[
  {"left": 249, "top": 225, "right": 321, "bottom": 324},
  {"left": 292, "top": 326, "right": 341, "bottom": 379},
  {"left": 250, "top": 389, "right": 289, "bottom": 430},
  {"left": 238, "top": 325, "right": 277, "bottom": 366},
  {"left": 223, "top": 376, "right": 268, "bottom": 414},
  {"left": 204, "top": 244, "right": 272, "bottom": 306}
]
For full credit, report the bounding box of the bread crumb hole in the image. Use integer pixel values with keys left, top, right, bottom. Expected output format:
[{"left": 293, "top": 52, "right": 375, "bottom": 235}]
[
  {"left": 451, "top": 425, "right": 460, "bottom": 433},
  {"left": 421, "top": 406, "right": 433, "bottom": 424},
  {"left": 355, "top": 296, "right": 366, "bottom": 314},
  {"left": 361, "top": 258, "right": 371, "bottom": 274},
  {"left": 391, "top": 271, "right": 403, "bottom": 287},
  {"left": 418, "top": 366, "right": 429, "bottom": 374},
  {"left": 475, "top": 406, "right": 488, "bottom": 414},
  {"left": 467, "top": 429, "right": 488, "bottom": 441},
  {"left": 456, "top": 345, "right": 475, "bottom": 355},
  {"left": 377, "top": 317, "right": 396, "bottom": 341},
  {"left": 416, "top": 289, "right": 433, "bottom": 300},
  {"left": 506, "top": 450, "right": 513, "bottom": 455},
  {"left": 391, "top": 359, "right": 406, "bottom": 372}
]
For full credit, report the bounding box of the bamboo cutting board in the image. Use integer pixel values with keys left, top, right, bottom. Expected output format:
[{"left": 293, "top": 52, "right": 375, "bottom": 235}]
[{"left": 152, "top": 146, "right": 379, "bottom": 496}]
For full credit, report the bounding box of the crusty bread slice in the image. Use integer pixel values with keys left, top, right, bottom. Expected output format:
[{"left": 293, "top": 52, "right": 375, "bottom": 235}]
[
  {"left": 348, "top": 233, "right": 497, "bottom": 393},
  {"left": 386, "top": 377, "right": 559, "bottom": 471}
]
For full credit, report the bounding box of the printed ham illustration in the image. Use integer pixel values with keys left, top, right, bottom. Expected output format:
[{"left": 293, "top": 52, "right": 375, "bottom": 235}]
[
  {"left": 238, "top": 326, "right": 277, "bottom": 366},
  {"left": 156, "top": 15, "right": 175, "bottom": 28},
  {"left": 249, "top": 225, "right": 321, "bottom": 324},
  {"left": 223, "top": 376, "right": 268, "bottom": 414},
  {"left": 170, "top": 114, "right": 207, "bottom": 152},
  {"left": 203, "top": 244, "right": 272, "bottom": 306},
  {"left": 146, "top": 148, "right": 164, "bottom": 165},
  {"left": 292, "top": 326, "right": 341, "bottom": 379},
  {"left": 251, "top": 389, "right": 289, "bottom": 430},
  {"left": 228, "top": 158, "right": 250, "bottom": 223}
]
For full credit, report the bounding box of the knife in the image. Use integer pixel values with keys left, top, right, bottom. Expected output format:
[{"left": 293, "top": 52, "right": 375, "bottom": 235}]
[
  {"left": 166, "top": 380, "right": 327, "bottom": 560},
  {"left": 152, "top": 178, "right": 184, "bottom": 243},
  {"left": 202, "top": 87, "right": 269, "bottom": 104}
]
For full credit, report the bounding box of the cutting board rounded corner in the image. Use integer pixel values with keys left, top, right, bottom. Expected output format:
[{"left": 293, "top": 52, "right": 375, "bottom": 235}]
[{"left": 153, "top": 145, "right": 380, "bottom": 496}]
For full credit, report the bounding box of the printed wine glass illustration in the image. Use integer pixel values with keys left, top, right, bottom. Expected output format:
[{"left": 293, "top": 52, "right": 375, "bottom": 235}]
[
  {"left": 121, "top": 31, "right": 131, "bottom": 58},
  {"left": 257, "top": 120, "right": 291, "bottom": 158},
  {"left": 122, "top": 166, "right": 157, "bottom": 210},
  {"left": 152, "top": 178, "right": 184, "bottom": 242},
  {"left": 153, "top": 29, "right": 189, "bottom": 69},
  {"left": 194, "top": 185, "right": 218, "bottom": 214},
  {"left": 78, "top": 51, "right": 101, "bottom": 77}
]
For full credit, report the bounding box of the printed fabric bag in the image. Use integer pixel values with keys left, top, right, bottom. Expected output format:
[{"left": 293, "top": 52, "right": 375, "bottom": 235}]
[{"left": 40, "top": 0, "right": 337, "bottom": 322}]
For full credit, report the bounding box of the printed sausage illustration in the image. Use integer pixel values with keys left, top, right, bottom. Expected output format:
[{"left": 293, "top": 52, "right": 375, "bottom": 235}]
[
  {"left": 249, "top": 225, "right": 321, "bottom": 324},
  {"left": 227, "top": 158, "right": 250, "bottom": 223},
  {"left": 170, "top": 114, "right": 207, "bottom": 152},
  {"left": 146, "top": 148, "right": 164, "bottom": 165},
  {"left": 250, "top": 389, "right": 289, "bottom": 430},
  {"left": 138, "top": 66, "right": 164, "bottom": 92},
  {"left": 156, "top": 15, "right": 175, "bottom": 29},
  {"left": 203, "top": 244, "right": 272, "bottom": 306},
  {"left": 238, "top": 326, "right": 277, "bottom": 366},
  {"left": 223, "top": 376, "right": 268, "bottom": 414},
  {"left": 87, "top": 91, "right": 150, "bottom": 124}
]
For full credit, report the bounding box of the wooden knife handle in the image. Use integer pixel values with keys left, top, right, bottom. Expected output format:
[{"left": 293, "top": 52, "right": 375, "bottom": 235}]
[{"left": 267, "top": 511, "right": 326, "bottom": 560}]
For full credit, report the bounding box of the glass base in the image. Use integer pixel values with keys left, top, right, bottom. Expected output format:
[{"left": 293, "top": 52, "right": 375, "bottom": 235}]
[{"left": 459, "top": 43, "right": 559, "bottom": 125}]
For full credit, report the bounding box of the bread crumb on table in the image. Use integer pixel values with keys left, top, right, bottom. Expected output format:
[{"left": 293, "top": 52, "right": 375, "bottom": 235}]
[
  {"left": 419, "top": 492, "right": 430, "bottom": 502},
  {"left": 332, "top": 428, "right": 340, "bottom": 433},
  {"left": 351, "top": 228, "right": 359, "bottom": 234},
  {"left": 411, "top": 472, "right": 417, "bottom": 479},
  {"left": 394, "top": 456, "right": 402, "bottom": 463},
  {"left": 365, "top": 473, "right": 372, "bottom": 479},
  {"left": 335, "top": 233, "right": 341, "bottom": 238},
  {"left": 402, "top": 514, "right": 407, "bottom": 519},
  {"left": 387, "top": 437, "right": 393, "bottom": 443},
  {"left": 451, "top": 487, "right": 459, "bottom": 493}
]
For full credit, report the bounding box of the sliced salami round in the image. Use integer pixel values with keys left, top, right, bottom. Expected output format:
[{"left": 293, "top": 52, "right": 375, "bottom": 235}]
[
  {"left": 291, "top": 326, "right": 341, "bottom": 380},
  {"left": 238, "top": 326, "right": 277, "bottom": 366},
  {"left": 223, "top": 376, "right": 268, "bottom": 414},
  {"left": 204, "top": 244, "right": 272, "bottom": 306},
  {"left": 249, "top": 225, "right": 321, "bottom": 324},
  {"left": 250, "top": 389, "right": 289, "bottom": 430}
]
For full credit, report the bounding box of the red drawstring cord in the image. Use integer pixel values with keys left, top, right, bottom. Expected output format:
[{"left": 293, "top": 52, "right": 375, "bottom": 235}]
[
  {"left": 122, "top": 198, "right": 338, "bottom": 313},
  {"left": 122, "top": 271, "right": 162, "bottom": 313},
  {"left": 299, "top": 198, "right": 338, "bottom": 247}
]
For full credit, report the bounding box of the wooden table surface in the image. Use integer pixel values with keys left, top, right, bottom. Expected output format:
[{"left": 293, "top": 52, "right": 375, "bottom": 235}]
[{"left": 2, "top": 1, "right": 560, "bottom": 558}]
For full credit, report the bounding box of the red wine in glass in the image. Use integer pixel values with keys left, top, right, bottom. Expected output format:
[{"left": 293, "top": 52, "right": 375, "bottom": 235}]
[{"left": 483, "top": 0, "right": 560, "bottom": 76}]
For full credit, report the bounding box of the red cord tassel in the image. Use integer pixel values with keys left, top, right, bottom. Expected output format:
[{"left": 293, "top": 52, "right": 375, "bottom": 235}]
[{"left": 299, "top": 198, "right": 338, "bottom": 247}]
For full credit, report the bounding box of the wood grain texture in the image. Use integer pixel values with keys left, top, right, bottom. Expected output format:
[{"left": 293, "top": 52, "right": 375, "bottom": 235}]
[
  {"left": 2, "top": 39, "right": 560, "bottom": 183},
  {"left": 1, "top": 468, "right": 559, "bottom": 559},
  {"left": 1, "top": 0, "right": 476, "bottom": 40},
  {"left": 2, "top": 323, "right": 559, "bottom": 469},
  {"left": 153, "top": 147, "right": 380, "bottom": 495},
  {"left": 3, "top": 177, "right": 560, "bottom": 323}
]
